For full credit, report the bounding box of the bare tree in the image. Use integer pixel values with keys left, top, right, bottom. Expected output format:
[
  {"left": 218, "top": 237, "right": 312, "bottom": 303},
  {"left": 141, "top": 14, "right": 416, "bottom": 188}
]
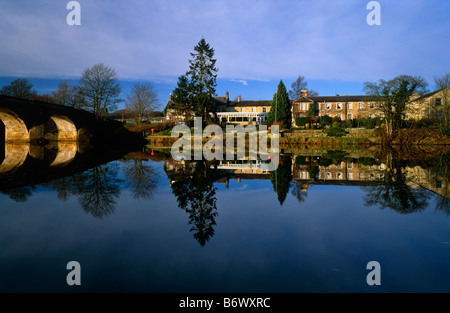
[
  {"left": 52, "top": 80, "right": 84, "bottom": 108},
  {"left": 363, "top": 75, "right": 429, "bottom": 135},
  {"left": 434, "top": 72, "right": 450, "bottom": 136},
  {"left": 0, "top": 78, "right": 37, "bottom": 99},
  {"left": 289, "top": 75, "right": 318, "bottom": 100},
  {"left": 79, "top": 63, "right": 122, "bottom": 117},
  {"left": 125, "top": 82, "right": 159, "bottom": 123}
]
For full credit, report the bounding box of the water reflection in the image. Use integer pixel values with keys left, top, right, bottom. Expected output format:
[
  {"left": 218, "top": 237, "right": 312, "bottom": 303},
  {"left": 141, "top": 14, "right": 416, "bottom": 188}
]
[
  {"left": 362, "top": 157, "right": 430, "bottom": 214},
  {"left": 122, "top": 152, "right": 159, "bottom": 200},
  {"left": 165, "top": 159, "right": 220, "bottom": 246},
  {"left": 270, "top": 156, "right": 292, "bottom": 205},
  {"left": 0, "top": 144, "right": 449, "bottom": 241}
]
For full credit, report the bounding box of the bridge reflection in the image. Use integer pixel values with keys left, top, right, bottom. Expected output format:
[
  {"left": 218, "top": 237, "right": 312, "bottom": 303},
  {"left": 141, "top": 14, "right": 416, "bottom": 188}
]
[{"left": 0, "top": 142, "right": 79, "bottom": 173}]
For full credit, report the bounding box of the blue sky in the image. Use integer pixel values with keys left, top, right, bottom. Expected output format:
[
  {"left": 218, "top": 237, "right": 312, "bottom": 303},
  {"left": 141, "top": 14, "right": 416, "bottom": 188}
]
[{"left": 0, "top": 0, "right": 449, "bottom": 110}]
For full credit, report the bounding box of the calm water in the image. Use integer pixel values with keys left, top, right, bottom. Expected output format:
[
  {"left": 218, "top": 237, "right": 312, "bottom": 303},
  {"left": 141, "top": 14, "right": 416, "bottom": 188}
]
[{"left": 0, "top": 144, "right": 449, "bottom": 293}]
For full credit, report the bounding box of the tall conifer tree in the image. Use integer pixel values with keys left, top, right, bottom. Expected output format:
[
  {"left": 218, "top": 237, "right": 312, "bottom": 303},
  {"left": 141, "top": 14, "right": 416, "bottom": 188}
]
[
  {"left": 266, "top": 80, "right": 292, "bottom": 129},
  {"left": 187, "top": 38, "right": 218, "bottom": 123}
]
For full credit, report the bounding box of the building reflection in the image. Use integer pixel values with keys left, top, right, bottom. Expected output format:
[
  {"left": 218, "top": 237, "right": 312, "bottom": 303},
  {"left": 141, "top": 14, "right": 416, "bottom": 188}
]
[{"left": 163, "top": 150, "right": 449, "bottom": 204}]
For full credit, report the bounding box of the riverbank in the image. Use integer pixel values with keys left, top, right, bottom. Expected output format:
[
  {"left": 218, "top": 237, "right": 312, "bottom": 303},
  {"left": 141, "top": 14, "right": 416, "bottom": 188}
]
[{"left": 142, "top": 127, "right": 450, "bottom": 149}]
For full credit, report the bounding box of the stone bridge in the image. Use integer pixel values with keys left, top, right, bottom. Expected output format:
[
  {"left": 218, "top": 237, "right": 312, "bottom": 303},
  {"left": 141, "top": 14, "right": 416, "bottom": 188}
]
[{"left": 0, "top": 95, "right": 134, "bottom": 144}]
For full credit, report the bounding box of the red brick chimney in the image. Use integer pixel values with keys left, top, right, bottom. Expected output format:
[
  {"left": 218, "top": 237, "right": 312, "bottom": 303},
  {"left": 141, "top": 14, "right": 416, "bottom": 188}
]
[{"left": 300, "top": 90, "right": 308, "bottom": 98}]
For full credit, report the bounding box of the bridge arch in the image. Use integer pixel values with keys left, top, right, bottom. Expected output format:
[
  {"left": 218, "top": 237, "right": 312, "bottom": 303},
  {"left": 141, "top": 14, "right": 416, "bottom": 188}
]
[
  {"left": 0, "top": 109, "right": 29, "bottom": 142},
  {"left": 48, "top": 115, "right": 77, "bottom": 141}
]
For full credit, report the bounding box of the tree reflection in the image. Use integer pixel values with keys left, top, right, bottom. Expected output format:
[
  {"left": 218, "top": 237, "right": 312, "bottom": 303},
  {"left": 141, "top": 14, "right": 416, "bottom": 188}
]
[
  {"left": 46, "top": 163, "right": 121, "bottom": 218},
  {"left": 291, "top": 181, "right": 308, "bottom": 204},
  {"left": 270, "top": 156, "right": 292, "bottom": 205},
  {"left": 1, "top": 186, "right": 34, "bottom": 202},
  {"left": 76, "top": 164, "right": 120, "bottom": 218},
  {"left": 166, "top": 160, "right": 219, "bottom": 246},
  {"left": 123, "top": 159, "right": 158, "bottom": 200},
  {"left": 362, "top": 158, "right": 430, "bottom": 214},
  {"left": 435, "top": 154, "right": 450, "bottom": 215}
]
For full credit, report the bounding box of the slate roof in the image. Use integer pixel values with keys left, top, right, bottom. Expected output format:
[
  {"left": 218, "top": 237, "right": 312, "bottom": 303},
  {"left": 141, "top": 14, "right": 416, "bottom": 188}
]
[
  {"left": 301, "top": 95, "right": 382, "bottom": 102},
  {"left": 409, "top": 88, "right": 446, "bottom": 103},
  {"left": 227, "top": 100, "right": 272, "bottom": 107}
]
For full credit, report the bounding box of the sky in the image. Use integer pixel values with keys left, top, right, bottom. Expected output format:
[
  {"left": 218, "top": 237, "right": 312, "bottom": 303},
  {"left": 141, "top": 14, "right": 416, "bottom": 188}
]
[{"left": 0, "top": 0, "right": 449, "bottom": 110}]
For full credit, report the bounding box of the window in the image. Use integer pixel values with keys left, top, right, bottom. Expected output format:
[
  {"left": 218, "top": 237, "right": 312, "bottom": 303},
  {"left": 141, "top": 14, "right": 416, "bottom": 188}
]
[
  {"left": 369, "top": 102, "right": 375, "bottom": 109},
  {"left": 302, "top": 103, "right": 306, "bottom": 110},
  {"left": 337, "top": 103, "right": 342, "bottom": 110},
  {"left": 347, "top": 114, "right": 352, "bottom": 120},
  {"left": 241, "top": 108, "right": 244, "bottom": 112},
  {"left": 326, "top": 103, "right": 331, "bottom": 110},
  {"left": 347, "top": 173, "right": 353, "bottom": 179},
  {"left": 337, "top": 114, "right": 342, "bottom": 120},
  {"left": 436, "top": 98, "right": 442, "bottom": 106},
  {"left": 370, "top": 173, "right": 375, "bottom": 180},
  {"left": 347, "top": 102, "right": 353, "bottom": 109},
  {"left": 348, "top": 163, "right": 353, "bottom": 169},
  {"left": 263, "top": 107, "right": 266, "bottom": 113},
  {"left": 436, "top": 180, "right": 443, "bottom": 188},
  {"left": 370, "top": 114, "right": 375, "bottom": 118},
  {"left": 359, "top": 173, "right": 364, "bottom": 179},
  {"left": 358, "top": 102, "right": 364, "bottom": 109},
  {"left": 252, "top": 107, "right": 256, "bottom": 112},
  {"left": 337, "top": 173, "right": 343, "bottom": 180},
  {"left": 326, "top": 172, "right": 332, "bottom": 179}
]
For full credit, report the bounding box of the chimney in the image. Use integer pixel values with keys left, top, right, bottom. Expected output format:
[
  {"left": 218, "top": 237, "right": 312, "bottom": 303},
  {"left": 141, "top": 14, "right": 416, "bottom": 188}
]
[
  {"left": 237, "top": 95, "right": 241, "bottom": 102},
  {"left": 300, "top": 90, "right": 308, "bottom": 98},
  {"left": 169, "top": 93, "right": 172, "bottom": 101},
  {"left": 226, "top": 91, "right": 229, "bottom": 102}
]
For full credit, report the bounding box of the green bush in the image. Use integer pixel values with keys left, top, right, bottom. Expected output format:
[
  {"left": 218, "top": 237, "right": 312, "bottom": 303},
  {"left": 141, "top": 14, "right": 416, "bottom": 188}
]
[
  {"left": 295, "top": 117, "right": 308, "bottom": 127},
  {"left": 320, "top": 115, "right": 332, "bottom": 126},
  {"left": 332, "top": 116, "right": 342, "bottom": 124},
  {"left": 343, "top": 120, "right": 352, "bottom": 128},
  {"left": 326, "top": 126, "right": 346, "bottom": 137}
]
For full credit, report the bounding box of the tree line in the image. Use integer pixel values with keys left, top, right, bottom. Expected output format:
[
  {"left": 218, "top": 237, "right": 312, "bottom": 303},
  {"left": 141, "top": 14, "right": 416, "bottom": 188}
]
[{"left": 0, "top": 63, "right": 161, "bottom": 123}]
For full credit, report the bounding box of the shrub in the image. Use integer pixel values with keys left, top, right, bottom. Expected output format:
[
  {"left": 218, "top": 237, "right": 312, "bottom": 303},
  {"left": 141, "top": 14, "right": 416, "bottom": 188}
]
[
  {"left": 320, "top": 115, "right": 332, "bottom": 126},
  {"left": 332, "top": 122, "right": 341, "bottom": 128},
  {"left": 343, "top": 120, "right": 352, "bottom": 128},
  {"left": 332, "top": 116, "right": 342, "bottom": 124},
  {"left": 326, "top": 126, "right": 346, "bottom": 137},
  {"left": 295, "top": 117, "right": 308, "bottom": 127}
]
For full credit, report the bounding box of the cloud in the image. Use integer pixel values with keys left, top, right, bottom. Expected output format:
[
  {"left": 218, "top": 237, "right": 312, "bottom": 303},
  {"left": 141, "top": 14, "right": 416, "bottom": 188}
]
[
  {"left": 0, "top": 0, "right": 448, "bottom": 85},
  {"left": 230, "top": 79, "right": 248, "bottom": 86}
]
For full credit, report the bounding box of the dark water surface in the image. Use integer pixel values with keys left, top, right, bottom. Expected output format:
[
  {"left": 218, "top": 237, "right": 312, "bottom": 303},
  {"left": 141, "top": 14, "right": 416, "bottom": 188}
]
[{"left": 0, "top": 144, "right": 449, "bottom": 293}]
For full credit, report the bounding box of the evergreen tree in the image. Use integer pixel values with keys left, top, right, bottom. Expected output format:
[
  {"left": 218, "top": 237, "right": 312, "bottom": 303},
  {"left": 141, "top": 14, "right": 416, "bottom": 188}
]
[
  {"left": 266, "top": 80, "right": 292, "bottom": 129},
  {"left": 171, "top": 75, "right": 194, "bottom": 122},
  {"left": 187, "top": 38, "right": 218, "bottom": 96},
  {"left": 172, "top": 38, "right": 218, "bottom": 124}
]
